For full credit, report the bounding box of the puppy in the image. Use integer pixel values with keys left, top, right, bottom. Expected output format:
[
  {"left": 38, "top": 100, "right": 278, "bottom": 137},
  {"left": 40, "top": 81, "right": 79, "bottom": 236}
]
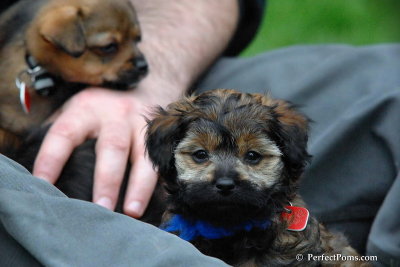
[
  {"left": 0, "top": 0, "right": 147, "bottom": 150},
  {"left": 8, "top": 89, "right": 369, "bottom": 265},
  {"left": 146, "top": 89, "right": 369, "bottom": 266}
]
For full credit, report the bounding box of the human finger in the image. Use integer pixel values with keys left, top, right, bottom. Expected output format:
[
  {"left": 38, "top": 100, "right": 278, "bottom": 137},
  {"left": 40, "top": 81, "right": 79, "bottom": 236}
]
[
  {"left": 123, "top": 126, "right": 158, "bottom": 217},
  {"left": 33, "top": 111, "right": 94, "bottom": 183},
  {"left": 92, "top": 121, "right": 131, "bottom": 210}
]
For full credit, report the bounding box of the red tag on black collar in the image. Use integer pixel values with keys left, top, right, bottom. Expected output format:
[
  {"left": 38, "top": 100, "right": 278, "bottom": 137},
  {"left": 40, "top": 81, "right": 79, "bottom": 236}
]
[
  {"left": 281, "top": 206, "right": 309, "bottom": 231},
  {"left": 19, "top": 82, "right": 31, "bottom": 114}
]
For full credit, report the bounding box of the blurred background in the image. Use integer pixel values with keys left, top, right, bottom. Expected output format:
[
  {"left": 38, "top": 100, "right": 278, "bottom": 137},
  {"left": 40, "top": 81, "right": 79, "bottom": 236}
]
[{"left": 242, "top": 0, "right": 400, "bottom": 57}]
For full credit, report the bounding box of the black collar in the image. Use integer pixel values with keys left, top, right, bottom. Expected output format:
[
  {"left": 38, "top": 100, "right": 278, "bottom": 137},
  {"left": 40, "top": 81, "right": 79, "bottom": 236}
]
[{"left": 22, "top": 54, "right": 57, "bottom": 96}]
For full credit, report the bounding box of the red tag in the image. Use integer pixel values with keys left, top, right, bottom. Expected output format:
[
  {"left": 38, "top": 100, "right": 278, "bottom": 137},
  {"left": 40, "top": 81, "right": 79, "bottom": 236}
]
[
  {"left": 19, "top": 82, "right": 31, "bottom": 114},
  {"left": 281, "top": 206, "right": 309, "bottom": 231}
]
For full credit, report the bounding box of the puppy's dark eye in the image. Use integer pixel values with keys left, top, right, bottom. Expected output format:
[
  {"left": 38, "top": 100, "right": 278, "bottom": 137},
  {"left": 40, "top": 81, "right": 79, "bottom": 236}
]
[
  {"left": 244, "top": 151, "right": 263, "bottom": 165},
  {"left": 94, "top": 43, "right": 119, "bottom": 55},
  {"left": 192, "top": 150, "right": 209, "bottom": 164}
]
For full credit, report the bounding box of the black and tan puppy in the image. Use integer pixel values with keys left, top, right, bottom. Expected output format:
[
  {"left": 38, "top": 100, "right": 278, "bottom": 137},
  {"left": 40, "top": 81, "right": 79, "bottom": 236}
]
[
  {"left": 8, "top": 88, "right": 369, "bottom": 265},
  {"left": 146, "top": 89, "right": 369, "bottom": 266},
  {"left": 0, "top": 0, "right": 147, "bottom": 150}
]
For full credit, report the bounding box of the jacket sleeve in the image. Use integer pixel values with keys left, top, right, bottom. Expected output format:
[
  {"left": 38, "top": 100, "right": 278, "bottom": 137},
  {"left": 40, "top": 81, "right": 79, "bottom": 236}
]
[{"left": 223, "top": 0, "right": 267, "bottom": 56}]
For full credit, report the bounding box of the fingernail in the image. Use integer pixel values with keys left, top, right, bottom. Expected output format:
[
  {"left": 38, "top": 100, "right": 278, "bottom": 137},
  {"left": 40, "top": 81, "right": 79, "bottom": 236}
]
[
  {"left": 34, "top": 171, "right": 50, "bottom": 181},
  {"left": 96, "top": 197, "right": 113, "bottom": 210},
  {"left": 126, "top": 201, "right": 143, "bottom": 216}
]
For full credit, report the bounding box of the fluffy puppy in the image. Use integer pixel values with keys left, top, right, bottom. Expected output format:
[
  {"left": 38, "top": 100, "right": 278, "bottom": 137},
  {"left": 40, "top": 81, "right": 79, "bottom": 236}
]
[
  {"left": 146, "top": 89, "right": 369, "bottom": 266},
  {"left": 0, "top": 0, "right": 147, "bottom": 149},
  {"left": 8, "top": 89, "right": 369, "bottom": 265}
]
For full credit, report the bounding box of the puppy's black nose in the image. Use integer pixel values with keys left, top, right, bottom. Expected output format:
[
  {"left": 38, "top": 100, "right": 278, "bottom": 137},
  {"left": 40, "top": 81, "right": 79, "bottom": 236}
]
[
  {"left": 215, "top": 178, "right": 235, "bottom": 192},
  {"left": 133, "top": 56, "right": 148, "bottom": 75}
]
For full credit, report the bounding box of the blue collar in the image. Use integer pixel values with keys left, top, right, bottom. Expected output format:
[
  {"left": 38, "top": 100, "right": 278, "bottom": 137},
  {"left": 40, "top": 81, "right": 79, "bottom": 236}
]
[{"left": 160, "top": 214, "right": 272, "bottom": 241}]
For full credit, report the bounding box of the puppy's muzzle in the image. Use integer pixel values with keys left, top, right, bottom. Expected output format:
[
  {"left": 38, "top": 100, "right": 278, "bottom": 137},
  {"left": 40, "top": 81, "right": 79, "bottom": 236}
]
[
  {"left": 132, "top": 55, "right": 148, "bottom": 77},
  {"left": 215, "top": 177, "right": 236, "bottom": 194},
  {"left": 105, "top": 55, "right": 148, "bottom": 90},
  {"left": 214, "top": 165, "right": 238, "bottom": 195},
  {"left": 122, "top": 55, "right": 148, "bottom": 86}
]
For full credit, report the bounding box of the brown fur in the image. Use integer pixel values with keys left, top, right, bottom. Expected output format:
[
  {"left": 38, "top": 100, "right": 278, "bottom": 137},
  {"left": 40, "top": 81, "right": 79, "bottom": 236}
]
[
  {"left": 26, "top": 0, "right": 143, "bottom": 85},
  {"left": 146, "top": 89, "right": 371, "bottom": 266},
  {"left": 0, "top": 0, "right": 146, "bottom": 150}
]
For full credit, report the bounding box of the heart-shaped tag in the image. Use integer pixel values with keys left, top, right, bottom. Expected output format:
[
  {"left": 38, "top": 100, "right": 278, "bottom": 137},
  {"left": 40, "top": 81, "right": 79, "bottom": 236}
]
[{"left": 281, "top": 206, "right": 309, "bottom": 231}]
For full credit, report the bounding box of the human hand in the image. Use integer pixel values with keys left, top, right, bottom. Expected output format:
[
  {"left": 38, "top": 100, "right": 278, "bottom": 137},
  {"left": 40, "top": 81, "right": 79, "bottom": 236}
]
[{"left": 33, "top": 81, "right": 179, "bottom": 217}]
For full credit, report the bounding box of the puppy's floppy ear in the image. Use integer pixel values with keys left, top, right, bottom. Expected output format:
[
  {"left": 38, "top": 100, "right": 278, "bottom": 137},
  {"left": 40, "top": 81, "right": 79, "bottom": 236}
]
[
  {"left": 146, "top": 97, "right": 197, "bottom": 177},
  {"left": 268, "top": 99, "right": 311, "bottom": 180},
  {"left": 39, "top": 6, "right": 86, "bottom": 57}
]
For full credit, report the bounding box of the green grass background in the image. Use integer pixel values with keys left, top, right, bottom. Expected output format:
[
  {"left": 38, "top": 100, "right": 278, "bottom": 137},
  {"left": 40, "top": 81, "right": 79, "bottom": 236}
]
[{"left": 242, "top": 0, "right": 400, "bottom": 56}]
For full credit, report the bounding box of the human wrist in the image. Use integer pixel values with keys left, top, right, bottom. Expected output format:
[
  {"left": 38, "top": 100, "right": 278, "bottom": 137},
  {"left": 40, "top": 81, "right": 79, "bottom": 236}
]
[{"left": 133, "top": 73, "right": 186, "bottom": 111}]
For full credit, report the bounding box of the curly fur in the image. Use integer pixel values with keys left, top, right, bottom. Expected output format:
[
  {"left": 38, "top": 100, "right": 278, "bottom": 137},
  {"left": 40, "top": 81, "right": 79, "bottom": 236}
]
[{"left": 146, "top": 89, "right": 370, "bottom": 266}]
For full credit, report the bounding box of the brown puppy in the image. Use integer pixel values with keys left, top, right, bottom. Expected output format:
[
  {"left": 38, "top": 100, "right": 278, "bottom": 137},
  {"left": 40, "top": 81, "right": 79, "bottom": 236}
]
[
  {"left": 146, "top": 89, "right": 370, "bottom": 266},
  {"left": 0, "top": 0, "right": 147, "bottom": 149}
]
